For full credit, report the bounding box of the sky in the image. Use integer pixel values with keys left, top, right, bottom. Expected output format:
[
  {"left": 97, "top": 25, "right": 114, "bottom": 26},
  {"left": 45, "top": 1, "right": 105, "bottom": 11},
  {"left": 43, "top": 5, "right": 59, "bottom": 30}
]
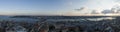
[{"left": 0, "top": 0, "right": 120, "bottom": 16}]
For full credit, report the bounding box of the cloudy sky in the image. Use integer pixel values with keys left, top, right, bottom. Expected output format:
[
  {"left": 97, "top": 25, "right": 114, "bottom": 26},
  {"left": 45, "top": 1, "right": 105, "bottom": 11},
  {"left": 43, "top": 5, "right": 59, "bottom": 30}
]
[{"left": 0, "top": 0, "right": 120, "bottom": 16}]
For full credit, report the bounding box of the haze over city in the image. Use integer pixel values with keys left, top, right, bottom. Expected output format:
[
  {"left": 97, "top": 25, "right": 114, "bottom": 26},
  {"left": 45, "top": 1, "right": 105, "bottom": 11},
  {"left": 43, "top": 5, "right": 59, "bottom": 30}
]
[{"left": 0, "top": 0, "right": 120, "bottom": 16}]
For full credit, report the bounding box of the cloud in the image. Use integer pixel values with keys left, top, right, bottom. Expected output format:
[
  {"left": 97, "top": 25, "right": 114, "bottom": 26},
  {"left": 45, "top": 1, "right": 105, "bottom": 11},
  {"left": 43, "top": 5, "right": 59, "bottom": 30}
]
[
  {"left": 74, "top": 7, "right": 88, "bottom": 11},
  {"left": 63, "top": 0, "right": 120, "bottom": 16},
  {"left": 101, "top": 9, "right": 114, "bottom": 14},
  {"left": 101, "top": 5, "right": 120, "bottom": 14},
  {"left": 111, "top": 5, "right": 120, "bottom": 13},
  {"left": 64, "top": 6, "right": 120, "bottom": 16},
  {"left": 91, "top": 10, "right": 99, "bottom": 14},
  {"left": 64, "top": 7, "right": 98, "bottom": 16},
  {"left": 74, "top": 7, "right": 102, "bottom": 14}
]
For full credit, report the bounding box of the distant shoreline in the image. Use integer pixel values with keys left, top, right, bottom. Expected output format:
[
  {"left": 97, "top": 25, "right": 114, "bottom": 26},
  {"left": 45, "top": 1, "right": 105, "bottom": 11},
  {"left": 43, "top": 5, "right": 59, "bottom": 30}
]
[{"left": 0, "top": 14, "right": 120, "bottom": 17}]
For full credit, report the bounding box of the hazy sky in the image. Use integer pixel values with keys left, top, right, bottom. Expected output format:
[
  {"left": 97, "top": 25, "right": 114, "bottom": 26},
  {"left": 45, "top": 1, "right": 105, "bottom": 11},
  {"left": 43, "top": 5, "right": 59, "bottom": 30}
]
[{"left": 0, "top": 0, "right": 119, "bottom": 15}]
